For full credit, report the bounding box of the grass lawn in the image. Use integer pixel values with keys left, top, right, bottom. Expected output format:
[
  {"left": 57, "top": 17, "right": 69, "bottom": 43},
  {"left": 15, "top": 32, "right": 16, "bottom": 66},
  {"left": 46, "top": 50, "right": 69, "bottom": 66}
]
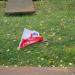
[{"left": 0, "top": 0, "right": 75, "bottom": 67}]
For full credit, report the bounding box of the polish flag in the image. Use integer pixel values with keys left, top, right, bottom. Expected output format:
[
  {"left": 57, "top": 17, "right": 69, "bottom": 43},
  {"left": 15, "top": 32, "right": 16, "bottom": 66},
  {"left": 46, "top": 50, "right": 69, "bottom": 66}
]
[{"left": 19, "top": 29, "right": 43, "bottom": 48}]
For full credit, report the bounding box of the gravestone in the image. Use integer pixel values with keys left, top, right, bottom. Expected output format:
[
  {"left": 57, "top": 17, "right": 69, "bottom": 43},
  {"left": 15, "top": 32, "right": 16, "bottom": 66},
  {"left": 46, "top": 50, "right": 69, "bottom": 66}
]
[{"left": 5, "top": 0, "right": 35, "bottom": 14}]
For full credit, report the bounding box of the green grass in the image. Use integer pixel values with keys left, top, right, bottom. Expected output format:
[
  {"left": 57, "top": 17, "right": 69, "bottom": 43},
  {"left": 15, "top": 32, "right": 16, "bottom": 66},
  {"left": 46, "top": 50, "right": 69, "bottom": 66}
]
[{"left": 0, "top": 0, "right": 75, "bottom": 67}]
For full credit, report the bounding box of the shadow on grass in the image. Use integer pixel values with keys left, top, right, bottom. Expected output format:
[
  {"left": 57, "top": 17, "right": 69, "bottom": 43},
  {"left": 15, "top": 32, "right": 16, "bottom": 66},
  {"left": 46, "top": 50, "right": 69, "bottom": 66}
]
[{"left": 5, "top": 12, "right": 36, "bottom": 17}]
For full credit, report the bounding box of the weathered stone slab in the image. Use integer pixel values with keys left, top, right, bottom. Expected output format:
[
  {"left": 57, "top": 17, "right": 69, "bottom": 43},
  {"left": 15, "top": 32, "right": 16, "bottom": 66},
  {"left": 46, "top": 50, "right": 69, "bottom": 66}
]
[
  {"left": 0, "top": 67, "right": 75, "bottom": 75},
  {"left": 5, "top": 0, "right": 35, "bottom": 14}
]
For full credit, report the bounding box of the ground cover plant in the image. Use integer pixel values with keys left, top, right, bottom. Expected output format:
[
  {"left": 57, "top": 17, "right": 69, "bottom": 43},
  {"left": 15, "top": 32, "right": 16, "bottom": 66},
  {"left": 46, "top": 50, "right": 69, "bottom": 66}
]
[{"left": 0, "top": 0, "right": 75, "bottom": 67}]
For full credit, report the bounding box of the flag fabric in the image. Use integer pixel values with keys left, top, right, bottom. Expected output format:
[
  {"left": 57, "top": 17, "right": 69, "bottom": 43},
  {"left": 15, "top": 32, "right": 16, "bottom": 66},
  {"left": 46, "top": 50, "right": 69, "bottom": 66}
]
[{"left": 19, "top": 29, "right": 43, "bottom": 48}]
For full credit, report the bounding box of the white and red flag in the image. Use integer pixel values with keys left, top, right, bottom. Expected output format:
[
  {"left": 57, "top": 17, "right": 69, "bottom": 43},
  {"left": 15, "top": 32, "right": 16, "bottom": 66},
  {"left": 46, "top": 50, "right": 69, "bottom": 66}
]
[{"left": 19, "top": 29, "right": 43, "bottom": 48}]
